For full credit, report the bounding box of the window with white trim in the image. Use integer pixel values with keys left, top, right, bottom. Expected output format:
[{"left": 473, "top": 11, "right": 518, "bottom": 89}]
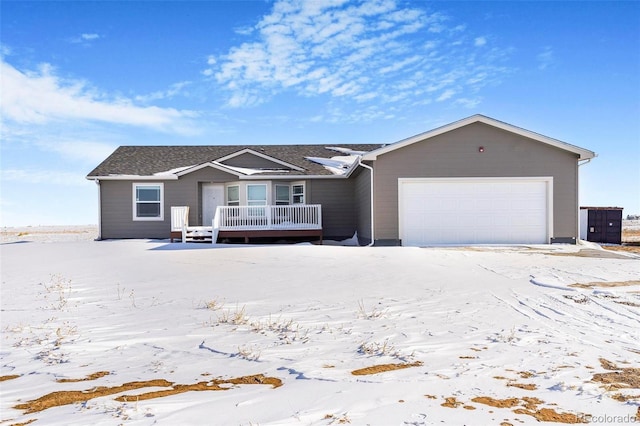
[
  {"left": 275, "top": 184, "right": 290, "bottom": 205},
  {"left": 292, "top": 183, "right": 305, "bottom": 204},
  {"left": 227, "top": 185, "right": 240, "bottom": 206},
  {"left": 247, "top": 184, "right": 267, "bottom": 206},
  {"left": 133, "top": 183, "right": 164, "bottom": 221}
]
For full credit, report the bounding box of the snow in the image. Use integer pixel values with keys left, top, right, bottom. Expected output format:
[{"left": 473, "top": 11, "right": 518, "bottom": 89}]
[
  {"left": 153, "top": 165, "right": 195, "bottom": 176},
  {"left": 325, "top": 147, "right": 369, "bottom": 156},
  {"left": 1, "top": 238, "right": 639, "bottom": 425},
  {"left": 305, "top": 155, "right": 360, "bottom": 175},
  {"left": 211, "top": 161, "right": 290, "bottom": 176}
]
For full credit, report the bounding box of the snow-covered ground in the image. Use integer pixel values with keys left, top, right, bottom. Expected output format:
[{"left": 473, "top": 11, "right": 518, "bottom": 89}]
[{"left": 1, "top": 237, "right": 639, "bottom": 425}]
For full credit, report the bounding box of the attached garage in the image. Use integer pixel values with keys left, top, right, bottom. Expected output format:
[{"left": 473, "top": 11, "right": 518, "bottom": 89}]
[{"left": 398, "top": 177, "right": 552, "bottom": 245}]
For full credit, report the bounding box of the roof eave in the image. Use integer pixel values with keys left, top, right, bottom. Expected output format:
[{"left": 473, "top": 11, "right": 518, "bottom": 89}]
[
  {"left": 362, "top": 114, "right": 596, "bottom": 161},
  {"left": 86, "top": 175, "right": 179, "bottom": 181}
]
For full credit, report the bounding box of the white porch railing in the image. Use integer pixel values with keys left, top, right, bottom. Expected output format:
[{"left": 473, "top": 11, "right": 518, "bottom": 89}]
[{"left": 214, "top": 204, "right": 322, "bottom": 231}]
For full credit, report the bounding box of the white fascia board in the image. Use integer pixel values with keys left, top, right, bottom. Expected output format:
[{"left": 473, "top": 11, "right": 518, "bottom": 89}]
[
  {"left": 215, "top": 148, "right": 306, "bottom": 172},
  {"left": 86, "top": 175, "right": 178, "bottom": 181},
  {"left": 175, "top": 162, "right": 244, "bottom": 177},
  {"left": 363, "top": 114, "right": 596, "bottom": 161},
  {"left": 241, "top": 174, "right": 348, "bottom": 180}
]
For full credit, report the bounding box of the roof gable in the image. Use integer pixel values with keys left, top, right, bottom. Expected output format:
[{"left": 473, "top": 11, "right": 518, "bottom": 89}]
[
  {"left": 363, "top": 115, "right": 596, "bottom": 161},
  {"left": 216, "top": 148, "right": 305, "bottom": 172},
  {"left": 86, "top": 144, "right": 382, "bottom": 179}
]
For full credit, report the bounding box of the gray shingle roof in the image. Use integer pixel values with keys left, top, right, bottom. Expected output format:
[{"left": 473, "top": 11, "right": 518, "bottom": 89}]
[{"left": 87, "top": 144, "right": 382, "bottom": 177}]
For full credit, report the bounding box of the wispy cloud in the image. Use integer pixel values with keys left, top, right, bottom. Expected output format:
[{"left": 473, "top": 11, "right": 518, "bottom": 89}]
[
  {"left": 0, "top": 60, "right": 200, "bottom": 134},
  {"left": 206, "top": 0, "right": 512, "bottom": 115},
  {"left": 474, "top": 36, "right": 487, "bottom": 47},
  {"left": 537, "top": 46, "right": 553, "bottom": 70},
  {"left": 69, "top": 33, "right": 102, "bottom": 45},
  {"left": 135, "top": 81, "right": 192, "bottom": 103}
]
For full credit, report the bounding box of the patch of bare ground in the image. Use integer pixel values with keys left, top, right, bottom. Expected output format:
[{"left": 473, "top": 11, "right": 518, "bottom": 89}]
[
  {"left": 471, "top": 396, "right": 587, "bottom": 423},
  {"left": 623, "top": 227, "right": 640, "bottom": 241},
  {"left": 471, "top": 396, "right": 521, "bottom": 408},
  {"left": 591, "top": 358, "right": 640, "bottom": 390},
  {"left": 569, "top": 280, "right": 640, "bottom": 289},
  {"left": 549, "top": 249, "right": 632, "bottom": 259},
  {"left": 350, "top": 361, "right": 422, "bottom": 376},
  {"left": 441, "top": 397, "right": 464, "bottom": 408},
  {"left": 0, "top": 375, "right": 20, "bottom": 382},
  {"left": 56, "top": 371, "right": 110, "bottom": 383},
  {"left": 611, "top": 393, "right": 640, "bottom": 402},
  {"left": 603, "top": 245, "right": 640, "bottom": 254},
  {"left": 13, "top": 374, "right": 282, "bottom": 414},
  {"left": 512, "top": 407, "right": 587, "bottom": 423},
  {"left": 7, "top": 420, "right": 37, "bottom": 426},
  {"left": 507, "top": 382, "right": 537, "bottom": 390}
]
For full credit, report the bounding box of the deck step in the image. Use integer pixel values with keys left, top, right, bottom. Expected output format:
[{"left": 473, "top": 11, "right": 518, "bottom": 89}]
[{"left": 184, "top": 230, "right": 213, "bottom": 242}]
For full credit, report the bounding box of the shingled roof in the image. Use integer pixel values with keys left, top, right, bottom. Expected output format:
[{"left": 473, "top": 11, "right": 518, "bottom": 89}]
[{"left": 87, "top": 144, "right": 382, "bottom": 178}]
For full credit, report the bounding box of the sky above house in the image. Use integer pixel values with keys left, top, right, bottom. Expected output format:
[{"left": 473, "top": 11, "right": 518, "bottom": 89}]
[{"left": 1, "top": 0, "right": 639, "bottom": 226}]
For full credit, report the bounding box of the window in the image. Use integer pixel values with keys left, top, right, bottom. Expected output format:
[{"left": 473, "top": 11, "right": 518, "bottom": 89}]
[
  {"left": 292, "top": 184, "right": 305, "bottom": 204},
  {"left": 275, "top": 185, "right": 290, "bottom": 205},
  {"left": 247, "top": 184, "right": 267, "bottom": 206},
  {"left": 227, "top": 185, "right": 240, "bottom": 206},
  {"left": 133, "top": 183, "right": 163, "bottom": 221},
  {"left": 247, "top": 184, "right": 267, "bottom": 217}
]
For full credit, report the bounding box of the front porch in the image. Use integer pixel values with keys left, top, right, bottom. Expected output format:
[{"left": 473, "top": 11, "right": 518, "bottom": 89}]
[{"left": 174, "top": 204, "right": 323, "bottom": 244}]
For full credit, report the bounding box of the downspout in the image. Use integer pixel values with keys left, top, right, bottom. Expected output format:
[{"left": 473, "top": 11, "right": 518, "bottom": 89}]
[
  {"left": 357, "top": 158, "right": 375, "bottom": 247},
  {"left": 95, "top": 179, "right": 102, "bottom": 240},
  {"left": 576, "top": 156, "right": 594, "bottom": 242}
]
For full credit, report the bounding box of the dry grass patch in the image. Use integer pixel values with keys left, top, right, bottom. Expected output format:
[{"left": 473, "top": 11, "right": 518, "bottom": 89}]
[
  {"left": 471, "top": 396, "right": 521, "bottom": 408},
  {"left": 591, "top": 358, "right": 640, "bottom": 390},
  {"left": 512, "top": 407, "right": 587, "bottom": 423},
  {"left": 507, "top": 382, "right": 537, "bottom": 391},
  {"left": 8, "top": 420, "right": 37, "bottom": 426},
  {"left": 549, "top": 249, "right": 631, "bottom": 259},
  {"left": 603, "top": 245, "right": 640, "bottom": 254},
  {"left": 14, "top": 374, "right": 282, "bottom": 414},
  {"left": 472, "top": 396, "right": 587, "bottom": 424},
  {"left": 611, "top": 393, "right": 640, "bottom": 402},
  {"left": 350, "top": 361, "right": 422, "bottom": 376},
  {"left": 0, "top": 374, "right": 20, "bottom": 382},
  {"left": 441, "top": 396, "right": 464, "bottom": 408},
  {"left": 56, "top": 371, "right": 110, "bottom": 383},
  {"left": 569, "top": 280, "right": 640, "bottom": 289}
]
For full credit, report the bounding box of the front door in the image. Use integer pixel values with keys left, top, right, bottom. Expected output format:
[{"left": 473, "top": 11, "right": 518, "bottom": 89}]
[{"left": 202, "top": 183, "right": 225, "bottom": 226}]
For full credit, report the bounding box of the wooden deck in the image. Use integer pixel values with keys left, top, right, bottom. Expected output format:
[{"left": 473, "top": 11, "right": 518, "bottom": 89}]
[
  {"left": 217, "top": 228, "right": 323, "bottom": 244},
  {"left": 173, "top": 204, "right": 323, "bottom": 244}
]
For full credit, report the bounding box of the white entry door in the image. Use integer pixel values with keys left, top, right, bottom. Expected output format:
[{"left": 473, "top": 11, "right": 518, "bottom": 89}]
[
  {"left": 399, "top": 177, "right": 552, "bottom": 245},
  {"left": 202, "top": 183, "right": 225, "bottom": 226}
]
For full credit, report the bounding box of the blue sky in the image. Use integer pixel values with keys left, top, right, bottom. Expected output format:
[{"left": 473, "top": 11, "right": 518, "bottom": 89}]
[{"left": 1, "top": 0, "right": 639, "bottom": 226}]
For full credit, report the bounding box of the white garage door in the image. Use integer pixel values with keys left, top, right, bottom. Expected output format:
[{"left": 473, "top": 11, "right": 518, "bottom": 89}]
[{"left": 399, "top": 178, "right": 551, "bottom": 246}]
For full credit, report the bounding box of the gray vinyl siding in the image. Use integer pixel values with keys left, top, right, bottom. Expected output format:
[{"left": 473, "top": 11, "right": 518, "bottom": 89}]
[
  {"left": 353, "top": 166, "right": 372, "bottom": 244},
  {"left": 99, "top": 167, "right": 236, "bottom": 239},
  {"left": 373, "top": 122, "right": 580, "bottom": 242},
  {"left": 307, "top": 179, "right": 357, "bottom": 239},
  {"left": 221, "top": 153, "right": 287, "bottom": 169},
  {"left": 99, "top": 166, "right": 358, "bottom": 239}
]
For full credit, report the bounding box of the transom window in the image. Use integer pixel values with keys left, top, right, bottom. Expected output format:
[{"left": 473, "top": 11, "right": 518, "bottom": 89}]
[{"left": 133, "top": 183, "right": 164, "bottom": 221}]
